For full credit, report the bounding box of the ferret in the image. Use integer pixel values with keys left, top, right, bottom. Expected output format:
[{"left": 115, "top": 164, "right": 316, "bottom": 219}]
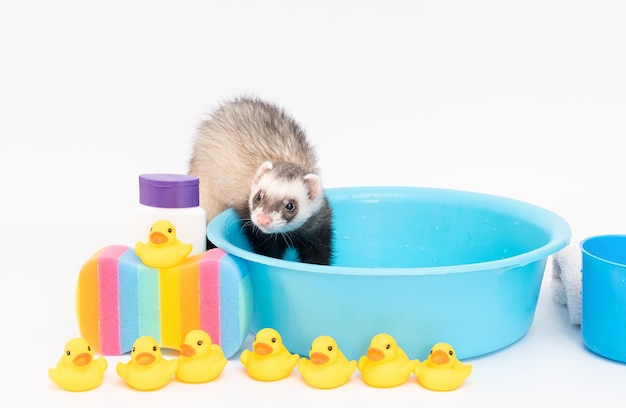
[{"left": 188, "top": 96, "right": 333, "bottom": 265}]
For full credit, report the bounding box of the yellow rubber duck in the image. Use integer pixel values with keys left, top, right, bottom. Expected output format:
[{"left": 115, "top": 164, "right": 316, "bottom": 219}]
[
  {"left": 116, "top": 336, "right": 178, "bottom": 391},
  {"left": 357, "top": 333, "right": 418, "bottom": 388},
  {"left": 414, "top": 342, "right": 472, "bottom": 391},
  {"left": 48, "top": 338, "right": 108, "bottom": 392},
  {"left": 176, "top": 329, "right": 228, "bottom": 383},
  {"left": 240, "top": 328, "right": 300, "bottom": 381},
  {"left": 134, "top": 220, "right": 193, "bottom": 268},
  {"left": 297, "top": 335, "right": 357, "bottom": 389}
]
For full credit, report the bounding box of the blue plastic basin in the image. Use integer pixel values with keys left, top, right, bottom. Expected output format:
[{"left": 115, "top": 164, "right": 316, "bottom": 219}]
[{"left": 207, "top": 186, "right": 571, "bottom": 360}]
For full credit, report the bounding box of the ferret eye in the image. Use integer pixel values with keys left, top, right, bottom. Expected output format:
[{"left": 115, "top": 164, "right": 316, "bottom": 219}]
[
  {"left": 255, "top": 192, "right": 262, "bottom": 202},
  {"left": 285, "top": 202, "right": 295, "bottom": 211}
]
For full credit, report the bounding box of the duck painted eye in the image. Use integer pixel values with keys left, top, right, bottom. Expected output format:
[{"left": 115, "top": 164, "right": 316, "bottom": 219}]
[
  {"left": 153, "top": 346, "right": 157, "bottom": 351},
  {"left": 66, "top": 350, "right": 71, "bottom": 356},
  {"left": 327, "top": 346, "right": 333, "bottom": 351},
  {"left": 88, "top": 346, "right": 91, "bottom": 351},
  {"left": 132, "top": 347, "right": 136, "bottom": 353},
  {"left": 449, "top": 350, "right": 454, "bottom": 356},
  {"left": 386, "top": 344, "right": 391, "bottom": 350},
  {"left": 271, "top": 337, "right": 277, "bottom": 343},
  {"left": 168, "top": 228, "right": 173, "bottom": 233},
  {"left": 285, "top": 202, "right": 295, "bottom": 211},
  {"left": 197, "top": 340, "right": 203, "bottom": 346}
]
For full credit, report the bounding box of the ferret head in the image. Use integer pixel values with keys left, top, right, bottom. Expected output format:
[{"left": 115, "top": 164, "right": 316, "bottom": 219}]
[{"left": 248, "top": 161, "right": 325, "bottom": 234}]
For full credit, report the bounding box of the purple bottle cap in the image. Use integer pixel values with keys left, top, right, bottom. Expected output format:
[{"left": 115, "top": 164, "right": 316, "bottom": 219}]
[{"left": 138, "top": 174, "right": 200, "bottom": 208}]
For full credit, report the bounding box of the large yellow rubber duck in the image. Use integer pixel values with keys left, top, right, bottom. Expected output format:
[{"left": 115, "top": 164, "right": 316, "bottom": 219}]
[
  {"left": 116, "top": 336, "right": 178, "bottom": 391},
  {"left": 134, "top": 220, "right": 193, "bottom": 268},
  {"left": 48, "top": 338, "right": 108, "bottom": 392},
  {"left": 297, "top": 335, "right": 357, "bottom": 389},
  {"left": 176, "top": 329, "right": 228, "bottom": 383},
  {"left": 357, "top": 333, "right": 418, "bottom": 388},
  {"left": 240, "top": 328, "right": 300, "bottom": 381},
  {"left": 414, "top": 342, "right": 472, "bottom": 391}
]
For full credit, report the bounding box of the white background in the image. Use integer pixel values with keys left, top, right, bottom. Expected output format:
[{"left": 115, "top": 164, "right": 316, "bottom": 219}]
[{"left": 1, "top": 0, "right": 625, "bottom": 406}]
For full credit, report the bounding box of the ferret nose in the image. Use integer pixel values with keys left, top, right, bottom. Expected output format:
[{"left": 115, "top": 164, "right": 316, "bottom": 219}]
[{"left": 256, "top": 213, "right": 272, "bottom": 226}]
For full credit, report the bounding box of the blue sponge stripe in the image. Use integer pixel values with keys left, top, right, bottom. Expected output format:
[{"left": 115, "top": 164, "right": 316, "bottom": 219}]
[
  {"left": 137, "top": 257, "right": 160, "bottom": 344},
  {"left": 219, "top": 252, "right": 253, "bottom": 357}
]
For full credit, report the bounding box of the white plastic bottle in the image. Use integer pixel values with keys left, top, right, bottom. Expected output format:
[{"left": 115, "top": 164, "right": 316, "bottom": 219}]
[{"left": 134, "top": 173, "right": 207, "bottom": 256}]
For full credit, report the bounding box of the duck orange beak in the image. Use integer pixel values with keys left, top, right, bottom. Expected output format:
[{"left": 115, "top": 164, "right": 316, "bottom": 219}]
[
  {"left": 430, "top": 349, "right": 450, "bottom": 365},
  {"left": 253, "top": 342, "right": 273, "bottom": 355},
  {"left": 367, "top": 347, "right": 384, "bottom": 361},
  {"left": 310, "top": 352, "right": 329, "bottom": 365},
  {"left": 150, "top": 231, "right": 168, "bottom": 244},
  {"left": 135, "top": 352, "right": 156, "bottom": 365},
  {"left": 180, "top": 343, "right": 196, "bottom": 357},
  {"left": 73, "top": 353, "right": 92, "bottom": 366}
]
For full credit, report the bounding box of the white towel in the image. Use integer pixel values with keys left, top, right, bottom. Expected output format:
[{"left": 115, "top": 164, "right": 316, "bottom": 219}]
[{"left": 550, "top": 245, "right": 582, "bottom": 325}]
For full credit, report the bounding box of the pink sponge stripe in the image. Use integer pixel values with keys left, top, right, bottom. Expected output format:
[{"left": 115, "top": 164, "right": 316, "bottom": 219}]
[
  {"left": 199, "top": 249, "right": 222, "bottom": 344},
  {"left": 98, "top": 245, "right": 127, "bottom": 355}
]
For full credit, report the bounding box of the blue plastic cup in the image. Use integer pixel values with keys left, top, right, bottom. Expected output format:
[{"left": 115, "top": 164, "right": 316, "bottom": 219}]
[{"left": 581, "top": 234, "right": 626, "bottom": 363}]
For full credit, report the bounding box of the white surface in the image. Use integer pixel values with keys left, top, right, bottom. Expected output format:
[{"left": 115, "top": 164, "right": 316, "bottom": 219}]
[{"left": 2, "top": 0, "right": 625, "bottom": 405}]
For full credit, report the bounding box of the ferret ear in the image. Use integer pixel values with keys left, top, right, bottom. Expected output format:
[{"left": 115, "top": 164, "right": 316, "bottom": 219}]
[
  {"left": 254, "top": 161, "right": 273, "bottom": 182},
  {"left": 303, "top": 174, "right": 322, "bottom": 199}
]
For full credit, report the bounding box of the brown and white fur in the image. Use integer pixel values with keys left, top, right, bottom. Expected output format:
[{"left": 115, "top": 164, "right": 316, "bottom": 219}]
[{"left": 188, "top": 96, "right": 333, "bottom": 265}]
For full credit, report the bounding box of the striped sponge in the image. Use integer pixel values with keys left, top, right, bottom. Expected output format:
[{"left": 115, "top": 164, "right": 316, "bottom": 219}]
[{"left": 76, "top": 245, "right": 253, "bottom": 358}]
